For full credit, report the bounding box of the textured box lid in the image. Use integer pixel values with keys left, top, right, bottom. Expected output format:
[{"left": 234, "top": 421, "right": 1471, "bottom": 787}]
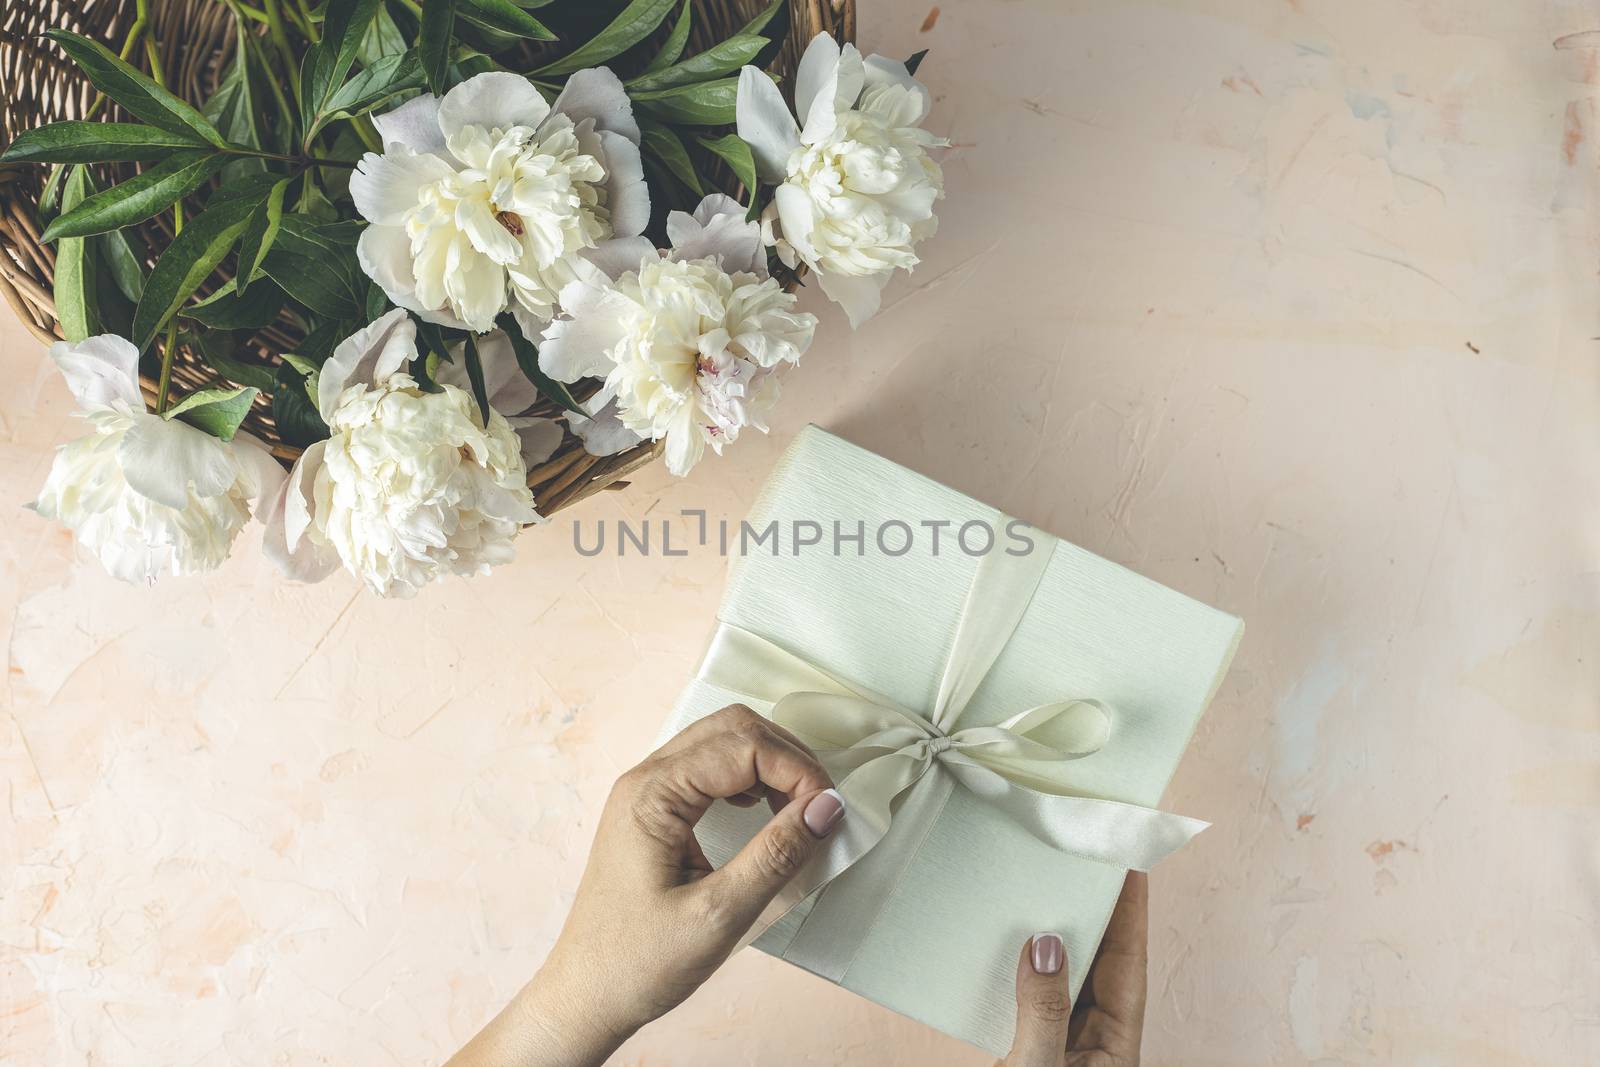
[{"left": 663, "top": 425, "right": 1242, "bottom": 1054}]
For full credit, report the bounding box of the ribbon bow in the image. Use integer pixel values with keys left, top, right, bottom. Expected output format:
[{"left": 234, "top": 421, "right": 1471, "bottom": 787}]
[{"left": 696, "top": 530, "right": 1207, "bottom": 980}]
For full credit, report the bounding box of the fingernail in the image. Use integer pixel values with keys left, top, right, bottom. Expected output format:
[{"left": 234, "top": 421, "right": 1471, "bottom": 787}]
[
  {"left": 1031, "top": 933, "right": 1064, "bottom": 975},
  {"left": 803, "top": 788, "right": 845, "bottom": 838}
]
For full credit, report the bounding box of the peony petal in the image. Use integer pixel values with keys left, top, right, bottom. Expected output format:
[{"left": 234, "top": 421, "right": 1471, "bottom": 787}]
[
  {"left": 232, "top": 431, "right": 288, "bottom": 506},
  {"left": 548, "top": 67, "right": 639, "bottom": 143},
  {"left": 282, "top": 439, "right": 325, "bottom": 551},
  {"left": 817, "top": 267, "right": 888, "bottom": 329},
  {"left": 773, "top": 182, "right": 820, "bottom": 264},
  {"left": 350, "top": 148, "right": 454, "bottom": 226},
  {"left": 371, "top": 92, "right": 448, "bottom": 156},
  {"left": 438, "top": 71, "right": 550, "bottom": 142},
  {"left": 862, "top": 55, "right": 931, "bottom": 125},
  {"left": 794, "top": 33, "right": 842, "bottom": 134},
  {"left": 596, "top": 129, "right": 650, "bottom": 237},
  {"left": 443, "top": 236, "right": 508, "bottom": 332},
  {"left": 118, "top": 413, "right": 237, "bottom": 509},
  {"left": 802, "top": 41, "right": 865, "bottom": 143},
  {"left": 666, "top": 194, "right": 764, "bottom": 275},
  {"left": 48, "top": 334, "right": 143, "bottom": 411},
  {"left": 318, "top": 308, "right": 417, "bottom": 420},
  {"left": 565, "top": 394, "right": 644, "bottom": 457},
  {"left": 736, "top": 66, "right": 801, "bottom": 181},
  {"left": 537, "top": 284, "right": 632, "bottom": 382},
  {"left": 455, "top": 194, "right": 523, "bottom": 264},
  {"left": 661, "top": 405, "right": 704, "bottom": 476},
  {"left": 581, "top": 236, "right": 657, "bottom": 280},
  {"left": 261, "top": 441, "right": 340, "bottom": 582},
  {"left": 506, "top": 414, "right": 564, "bottom": 469},
  {"left": 357, "top": 224, "right": 453, "bottom": 325}
]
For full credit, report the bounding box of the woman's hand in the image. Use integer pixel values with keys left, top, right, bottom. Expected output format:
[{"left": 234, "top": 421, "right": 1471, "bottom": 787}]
[
  {"left": 1000, "top": 872, "right": 1150, "bottom": 1067},
  {"left": 447, "top": 704, "right": 846, "bottom": 1067}
]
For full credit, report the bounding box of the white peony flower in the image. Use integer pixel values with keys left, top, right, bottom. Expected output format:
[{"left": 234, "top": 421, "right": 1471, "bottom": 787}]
[
  {"left": 538, "top": 195, "right": 817, "bottom": 477},
  {"left": 737, "top": 34, "right": 945, "bottom": 327},
  {"left": 261, "top": 310, "right": 561, "bottom": 598},
  {"left": 28, "top": 334, "right": 285, "bottom": 584},
  {"left": 352, "top": 69, "right": 649, "bottom": 334}
]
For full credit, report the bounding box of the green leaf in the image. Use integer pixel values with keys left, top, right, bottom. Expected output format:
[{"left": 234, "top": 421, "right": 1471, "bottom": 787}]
[
  {"left": 46, "top": 30, "right": 225, "bottom": 146},
  {"left": 97, "top": 226, "right": 146, "bottom": 304},
  {"left": 165, "top": 385, "right": 259, "bottom": 441},
  {"left": 462, "top": 334, "right": 492, "bottom": 425},
  {"left": 533, "top": 0, "right": 676, "bottom": 77},
  {"left": 301, "top": 0, "right": 385, "bottom": 136},
  {"left": 626, "top": 34, "right": 767, "bottom": 93},
  {"left": 639, "top": 0, "right": 690, "bottom": 75},
  {"left": 322, "top": 50, "right": 426, "bottom": 122},
  {"left": 357, "top": 5, "right": 408, "bottom": 63},
  {"left": 132, "top": 193, "right": 263, "bottom": 351},
  {"left": 365, "top": 279, "right": 390, "bottom": 320},
  {"left": 192, "top": 329, "right": 278, "bottom": 392},
  {"left": 41, "top": 151, "right": 229, "bottom": 242},
  {"left": 236, "top": 178, "right": 290, "bottom": 294},
  {"left": 260, "top": 215, "right": 364, "bottom": 318},
  {"left": 280, "top": 353, "right": 321, "bottom": 378},
  {"left": 413, "top": 317, "right": 454, "bottom": 365},
  {"left": 457, "top": 0, "right": 555, "bottom": 40},
  {"left": 206, "top": 36, "right": 273, "bottom": 182},
  {"left": 905, "top": 49, "right": 928, "bottom": 76},
  {"left": 640, "top": 119, "right": 702, "bottom": 197},
  {"left": 182, "top": 277, "right": 287, "bottom": 330},
  {"left": 739, "top": 0, "right": 786, "bottom": 36},
  {"left": 496, "top": 312, "right": 581, "bottom": 413},
  {"left": 273, "top": 362, "right": 331, "bottom": 446},
  {"left": 420, "top": 0, "right": 458, "bottom": 95},
  {"left": 694, "top": 133, "right": 758, "bottom": 213},
  {"left": 631, "top": 77, "right": 739, "bottom": 125},
  {"left": 0, "top": 122, "right": 210, "bottom": 164},
  {"left": 290, "top": 318, "right": 349, "bottom": 368},
  {"left": 38, "top": 164, "right": 66, "bottom": 222},
  {"left": 53, "top": 166, "right": 101, "bottom": 342}
]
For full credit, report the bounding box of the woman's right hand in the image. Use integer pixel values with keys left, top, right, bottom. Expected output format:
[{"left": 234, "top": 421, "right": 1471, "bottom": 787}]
[{"left": 999, "top": 872, "right": 1150, "bottom": 1067}]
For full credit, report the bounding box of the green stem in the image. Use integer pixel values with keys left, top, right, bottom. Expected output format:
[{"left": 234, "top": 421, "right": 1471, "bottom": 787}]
[
  {"left": 261, "top": 0, "right": 303, "bottom": 111},
  {"left": 295, "top": 0, "right": 320, "bottom": 41},
  {"left": 229, "top": 146, "right": 358, "bottom": 169},
  {"left": 84, "top": 15, "right": 148, "bottom": 121},
  {"left": 137, "top": 0, "right": 165, "bottom": 85},
  {"left": 239, "top": 28, "right": 297, "bottom": 131},
  {"left": 156, "top": 320, "right": 179, "bottom": 413},
  {"left": 142, "top": 1, "right": 178, "bottom": 416}
]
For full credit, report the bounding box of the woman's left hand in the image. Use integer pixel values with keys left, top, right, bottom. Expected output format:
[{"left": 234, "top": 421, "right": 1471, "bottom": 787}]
[{"left": 448, "top": 704, "right": 846, "bottom": 1067}]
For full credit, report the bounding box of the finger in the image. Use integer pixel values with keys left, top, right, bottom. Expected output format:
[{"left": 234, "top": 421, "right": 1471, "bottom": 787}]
[
  {"left": 691, "top": 786, "right": 845, "bottom": 938},
  {"left": 1004, "top": 932, "right": 1070, "bottom": 1067},
  {"left": 654, "top": 707, "right": 833, "bottom": 817},
  {"left": 1073, "top": 872, "right": 1148, "bottom": 1056},
  {"left": 1101, "top": 871, "right": 1149, "bottom": 961}
]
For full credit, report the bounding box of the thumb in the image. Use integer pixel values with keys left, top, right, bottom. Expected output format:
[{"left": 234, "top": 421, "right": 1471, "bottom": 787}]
[
  {"left": 696, "top": 788, "right": 845, "bottom": 938},
  {"left": 1003, "top": 932, "right": 1071, "bottom": 1067}
]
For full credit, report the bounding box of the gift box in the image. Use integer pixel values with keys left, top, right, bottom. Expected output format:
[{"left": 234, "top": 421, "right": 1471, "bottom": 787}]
[{"left": 660, "top": 426, "right": 1242, "bottom": 1055}]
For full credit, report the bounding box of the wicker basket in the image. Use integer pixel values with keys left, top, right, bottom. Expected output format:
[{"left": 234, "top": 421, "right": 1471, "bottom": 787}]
[{"left": 0, "top": 0, "right": 854, "bottom": 515}]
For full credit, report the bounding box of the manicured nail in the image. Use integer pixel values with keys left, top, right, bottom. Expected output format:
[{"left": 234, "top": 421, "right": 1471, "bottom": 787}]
[
  {"left": 1031, "top": 933, "right": 1064, "bottom": 975},
  {"left": 803, "top": 788, "right": 845, "bottom": 837}
]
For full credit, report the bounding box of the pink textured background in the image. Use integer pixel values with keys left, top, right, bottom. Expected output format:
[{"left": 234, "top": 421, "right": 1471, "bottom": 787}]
[{"left": 3, "top": 1, "right": 1598, "bottom": 1064}]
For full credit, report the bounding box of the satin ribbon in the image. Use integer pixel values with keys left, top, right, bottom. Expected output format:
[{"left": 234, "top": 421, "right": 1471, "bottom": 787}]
[{"left": 695, "top": 530, "right": 1209, "bottom": 981}]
